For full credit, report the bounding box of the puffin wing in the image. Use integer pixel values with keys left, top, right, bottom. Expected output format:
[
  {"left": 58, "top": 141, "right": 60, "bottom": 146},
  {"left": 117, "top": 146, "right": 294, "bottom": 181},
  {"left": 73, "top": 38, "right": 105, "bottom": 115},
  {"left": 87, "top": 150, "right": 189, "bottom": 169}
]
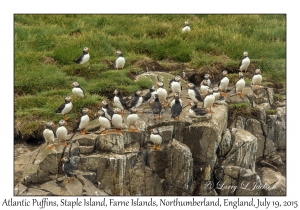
[
  {"left": 73, "top": 117, "right": 82, "bottom": 132},
  {"left": 64, "top": 162, "right": 76, "bottom": 177},
  {"left": 194, "top": 88, "right": 203, "bottom": 102},
  {"left": 171, "top": 103, "right": 182, "bottom": 118},
  {"left": 194, "top": 107, "right": 208, "bottom": 116},
  {"left": 143, "top": 92, "right": 152, "bottom": 102},
  {"left": 128, "top": 96, "right": 139, "bottom": 108},
  {"left": 55, "top": 102, "right": 65, "bottom": 113},
  {"left": 74, "top": 53, "right": 84, "bottom": 64}
]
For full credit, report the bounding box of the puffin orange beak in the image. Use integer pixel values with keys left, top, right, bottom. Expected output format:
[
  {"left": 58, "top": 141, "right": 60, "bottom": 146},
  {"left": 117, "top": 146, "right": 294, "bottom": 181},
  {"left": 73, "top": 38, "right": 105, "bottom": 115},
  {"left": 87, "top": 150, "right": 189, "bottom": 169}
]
[
  {"left": 88, "top": 110, "right": 92, "bottom": 114},
  {"left": 186, "top": 84, "right": 189, "bottom": 88},
  {"left": 100, "top": 102, "right": 103, "bottom": 106},
  {"left": 70, "top": 83, "right": 74, "bottom": 87},
  {"left": 65, "top": 121, "right": 68, "bottom": 126},
  {"left": 149, "top": 128, "right": 153, "bottom": 132},
  {"left": 60, "top": 158, "right": 64, "bottom": 161}
]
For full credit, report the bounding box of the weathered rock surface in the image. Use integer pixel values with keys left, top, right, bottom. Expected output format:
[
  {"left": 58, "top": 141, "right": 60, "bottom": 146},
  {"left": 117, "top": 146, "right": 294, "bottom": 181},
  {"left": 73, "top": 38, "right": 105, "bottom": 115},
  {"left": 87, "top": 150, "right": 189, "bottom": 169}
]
[{"left": 259, "top": 167, "right": 286, "bottom": 196}]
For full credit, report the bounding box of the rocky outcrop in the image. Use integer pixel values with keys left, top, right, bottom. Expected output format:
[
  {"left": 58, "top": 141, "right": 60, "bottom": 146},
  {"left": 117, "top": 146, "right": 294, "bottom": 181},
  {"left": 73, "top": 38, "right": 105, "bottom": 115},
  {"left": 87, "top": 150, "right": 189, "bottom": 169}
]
[{"left": 15, "top": 71, "right": 286, "bottom": 196}]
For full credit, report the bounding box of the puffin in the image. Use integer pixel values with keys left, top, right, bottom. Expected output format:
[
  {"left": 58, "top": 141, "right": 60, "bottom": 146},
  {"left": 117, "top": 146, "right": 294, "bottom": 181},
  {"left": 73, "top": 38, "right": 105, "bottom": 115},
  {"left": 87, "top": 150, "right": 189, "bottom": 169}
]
[
  {"left": 143, "top": 85, "right": 157, "bottom": 104},
  {"left": 187, "top": 83, "right": 203, "bottom": 103},
  {"left": 112, "top": 108, "right": 123, "bottom": 134},
  {"left": 251, "top": 69, "right": 262, "bottom": 89},
  {"left": 213, "top": 86, "right": 224, "bottom": 102},
  {"left": 128, "top": 90, "right": 143, "bottom": 109},
  {"left": 43, "top": 121, "right": 56, "bottom": 150},
  {"left": 73, "top": 108, "right": 91, "bottom": 135},
  {"left": 156, "top": 82, "right": 168, "bottom": 107},
  {"left": 97, "top": 110, "right": 111, "bottom": 134},
  {"left": 73, "top": 47, "right": 90, "bottom": 64},
  {"left": 151, "top": 94, "right": 163, "bottom": 120},
  {"left": 113, "top": 89, "right": 128, "bottom": 115},
  {"left": 169, "top": 75, "right": 182, "bottom": 95},
  {"left": 235, "top": 72, "right": 246, "bottom": 97},
  {"left": 239, "top": 51, "right": 250, "bottom": 73},
  {"left": 56, "top": 119, "right": 68, "bottom": 147},
  {"left": 171, "top": 98, "right": 182, "bottom": 120},
  {"left": 203, "top": 73, "right": 212, "bottom": 87},
  {"left": 182, "top": 21, "right": 191, "bottom": 32},
  {"left": 202, "top": 88, "right": 215, "bottom": 114},
  {"left": 61, "top": 157, "right": 76, "bottom": 184},
  {"left": 200, "top": 79, "right": 210, "bottom": 95},
  {"left": 55, "top": 96, "right": 73, "bottom": 121},
  {"left": 127, "top": 107, "right": 139, "bottom": 132},
  {"left": 150, "top": 128, "right": 163, "bottom": 150},
  {"left": 188, "top": 102, "right": 208, "bottom": 118},
  {"left": 71, "top": 82, "right": 84, "bottom": 98},
  {"left": 170, "top": 92, "right": 183, "bottom": 108},
  {"left": 218, "top": 70, "right": 230, "bottom": 97},
  {"left": 115, "top": 50, "right": 125, "bottom": 70},
  {"left": 100, "top": 100, "right": 114, "bottom": 121}
]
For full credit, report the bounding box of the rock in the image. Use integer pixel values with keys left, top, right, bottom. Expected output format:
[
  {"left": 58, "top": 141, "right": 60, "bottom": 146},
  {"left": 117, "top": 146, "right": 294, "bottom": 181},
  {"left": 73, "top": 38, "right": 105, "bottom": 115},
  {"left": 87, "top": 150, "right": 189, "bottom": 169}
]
[
  {"left": 194, "top": 180, "right": 218, "bottom": 196},
  {"left": 96, "top": 133, "right": 124, "bottom": 154},
  {"left": 266, "top": 115, "right": 277, "bottom": 142},
  {"left": 65, "top": 179, "right": 83, "bottom": 196},
  {"left": 18, "top": 187, "right": 52, "bottom": 196},
  {"left": 14, "top": 182, "right": 28, "bottom": 195},
  {"left": 22, "top": 164, "right": 51, "bottom": 184},
  {"left": 234, "top": 115, "right": 246, "bottom": 129},
  {"left": 147, "top": 147, "right": 168, "bottom": 179},
  {"left": 275, "top": 121, "right": 286, "bottom": 149},
  {"left": 222, "top": 129, "right": 257, "bottom": 172},
  {"left": 76, "top": 171, "right": 108, "bottom": 196},
  {"left": 218, "top": 129, "right": 233, "bottom": 157},
  {"left": 75, "top": 133, "right": 98, "bottom": 146},
  {"left": 264, "top": 138, "right": 277, "bottom": 157},
  {"left": 260, "top": 167, "right": 286, "bottom": 196},
  {"left": 245, "top": 119, "right": 265, "bottom": 158},
  {"left": 267, "top": 88, "right": 274, "bottom": 105},
  {"left": 253, "top": 102, "right": 271, "bottom": 121},
  {"left": 269, "top": 154, "right": 283, "bottom": 166},
  {"left": 39, "top": 180, "right": 62, "bottom": 195},
  {"left": 253, "top": 88, "right": 269, "bottom": 104},
  {"left": 165, "top": 139, "right": 194, "bottom": 194},
  {"left": 79, "top": 146, "right": 95, "bottom": 155}
]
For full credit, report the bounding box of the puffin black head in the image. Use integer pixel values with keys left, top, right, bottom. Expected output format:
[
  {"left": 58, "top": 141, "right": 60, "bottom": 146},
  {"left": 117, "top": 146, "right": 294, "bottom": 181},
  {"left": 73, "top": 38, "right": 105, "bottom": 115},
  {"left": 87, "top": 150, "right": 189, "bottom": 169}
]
[
  {"left": 71, "top": 81, "right": 80, "bottom": 87},
  {"left": 201, "top": 80, "right": 209, "bottom": 86},
  {"left": 238, "top": 72, "right": 244, "bottom": 79},
  {"left": 255, "top": 69, "right": 261, "bottom": 74},
  {"left": 151, "top": 128, "right": 159, "bottom": 134},
  {"left": 113, "top": 108, "right": 121, "bottom": 114},
  {"left": 65, "top": 96, "right": 72, "bottom": 103},
  {"left": 83, "top": 47, "right": 90, "bottom": 53},
  {"left": 115, "top": 50, "right": 123, "bottom": 57},
  {"left": 185, "top": 21, "right": 189, "bottom": 26},
  {"left": 213, "top": 86, "right": 219, "bottom": 93},
  {"left": 157, "top": 82, "right": 164, "bottom": 88},
  {"left": 222, "top": 70, "right": 228, "bottom": 77},
  {"left": 186, "top": 83, "right": 195, "bottom": 89},
  {"left": 129, "top": 107, "right": 137, "bottom": 113},
  {"left": 174, "top": 75, "right": 182, "bottom": 82},
  {"left": 61, "top": 157, "right": 70, "bottom": 163},
  {"left": 135, "top": 90, "right": 142, "bottom": 96},
  {"left": 204, "top": 73, "right": 211, "bottom": 79},
  {"left": 101, "top": 100, "right": 108, "bottom": 106},
  {"left": 243, "top": 51, "right": 248, "bottom": 57},
  {"left": 113, "top": 89, "right": 121, "bottom": 95},
  {"left": 45, "top": 121, "right": 56, "bottom": 129},
  {"left": 98, "top": 110, "right": 105, "bottom": 117},
  {"left": 82, "top": 108, "right": 91, "bottom": 115},
  {"left": 58, "top": 119, "right": 67, "bottom": 126}
]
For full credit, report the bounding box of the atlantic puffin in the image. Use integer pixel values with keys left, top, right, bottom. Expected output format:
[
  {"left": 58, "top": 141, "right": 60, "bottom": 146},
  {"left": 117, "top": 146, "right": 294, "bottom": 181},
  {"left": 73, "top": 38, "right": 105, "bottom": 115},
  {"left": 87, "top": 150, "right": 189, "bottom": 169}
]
[
  {"left": 235, "top": 72, "right": 246, "bottom": 97},
  {"left": 200, "top": 79, "right": 210, "bottom": 95},
  {"left": 113, "top": 89, "right": 128, "bottom": 115},
  {"left": 150, "top": 128, "right": 163, "bottom": 150},
  {"left": 127, "top": 107, "right": 139, "bottom": 132},
  {"left": 187, "top": 83, "right": 203, "bottom": 103},
  {"left": 188, "top": 102, "right": 208, "bottom": 118},
  {"left": 143, "top": 85, "right": 157, "bottom": 104},
  {"left": 213, "top": 86, "right": 223, "bottom": 102},
  {"left": 239, "top": 51, "right": 250, "bottom": 73},
  {"left": 55, "top": 96, "right": 73, "bottom": 121},
  {"left": 169, "top": 75, "right": 182, "bottom": 95},
  {"left": 73, "top": 108, "right": 91, "bottom": 135},
  {"left": 156, "top": 82, "right": 168, "bottom": 107},
  {"left": 151, "top": 94, "right": 163, "bottom": 120},
  {"left": 61, "top": 157, "right": 76, "bottom": 184},
  {"left": 203, "top": 88, "right": 215, "bottom": 114},
  {"left": 100, "top": 100, "right": 114, "bottom": 121},
  {"left": 56, "top": 119, "right": 68, "bottom": 147},
  {"left": 128, "top": 90, "right": 143, "bottom": 109},
  {"left": 71, "top": 82, "right": 84, "bottom": 98},
  {"left": 203, "top": 73, "right": 212, "bottom": 87},
  {"left": 182, "top": 21, "right": 191, "bottom": 32},
  {"left": 115, "top": 50, "right": 125, "bottom": 70},
  {"left": 73, "top": 47, "right": 90, "bottom": 64},
  {"left": 170, "top": 92, "right": 183, "bottom": 108},
  {"left": 171, "top": 98, "right": 182, "bottom": 120},
  {"left": 112, "top": 108, "right": 123, "bottom": 134},
  {"left": 97, "top": 110, "right": 111, "bottom": 134},
  {"left": 251, "top": 69, "right": 262, "bottom": 90},
  {"left": 218, "top": 70, "right": 230, "bottom": 97},
  {"left": 43, "top": 121, "right": 56, "bottom": 150}
]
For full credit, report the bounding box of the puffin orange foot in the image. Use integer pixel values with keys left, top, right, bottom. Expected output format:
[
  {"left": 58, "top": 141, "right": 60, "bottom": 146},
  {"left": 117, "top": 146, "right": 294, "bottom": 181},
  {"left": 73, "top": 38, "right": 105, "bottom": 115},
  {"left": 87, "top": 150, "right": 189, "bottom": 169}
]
[
  {"left": 152, "top": 144, "right": 157, "bottom": 149},
  {"left": 64, "top": 141, "right": 67, "bottom": 147},
  {"left": 133, "top": 129, "right": 138, "bottom": 132},
  {"left": 57, "top": 141, "right": 61, "bottom": 146},
  {"left": 50, "top": 145, "right": 55, "bottom": 150}
]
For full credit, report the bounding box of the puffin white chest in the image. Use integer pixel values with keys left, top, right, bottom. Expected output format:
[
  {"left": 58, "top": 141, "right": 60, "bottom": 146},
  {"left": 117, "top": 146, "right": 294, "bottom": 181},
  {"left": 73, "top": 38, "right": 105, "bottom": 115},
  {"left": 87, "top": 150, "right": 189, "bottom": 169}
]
[
  {"left": 200, "top": 85, "right": 209, "bottom": 95},
  {"left": 99, "top": 116, "right": 111, "bottom": 129},
  {"left": 189, "top": 109, "right": 198, "bottom": 118},
  {"left": 56, "top": 126, "right": 67, "bottom": 141},
  {"left": 203, "top": 95, "right": 215, "bottom": 109},
  {"left": 188, "top": 89, "right": 197, "bottom": 102},
  {"left": 112, "top": 114, "right": 123, "bottom": 128},
  {"left": 116, "top": 57, "right": 125, "bottom": 69},
  {"left": 62, "top": 102, "right": 73, "bottom": 115},
  {"left": 219, "top": 77, "right": 229, "bottom": 91},
  {"left": 43, "top": 129, "right": 55, "bottom": 143},
  {"left": 240, "top": 57, "right": 250, "bottom": 71},
  {"left": 127, "top": 113, "right": 138, "bottom": 126},
  {"left": 78, "top": 115, "right": 90, "bottom": 130},
  {"left": 80, "top": 54, "right": 90, "bottom": 64},
  {"left": 182, "top": 26, "right": 191, "bottom": 32},
  {"left": 213, "top": 92, "right": 220, "bottom": 101},
  {"left": 157, "top": 88, "right": 167, "bottom": 102},
  {"left": 252, "top": 75, "right": 262, "bottom": 85},
  {"left": 236, "top": 79, "right": 245, "bottom": 92},
  {"left": 171, "top": 82, "right": 181, "bottom": 94},
  {"left": 135, "top": 97, "right": 143, "bottom": 108},
  {"left": 72, "top": 87, "right": 84, "bottom": 98},
  {"left": 150, "top": 134, "right": 162, "bottom": 145},
  {"left": 113, "top": 96, "right": 124, "bottom": 110}
]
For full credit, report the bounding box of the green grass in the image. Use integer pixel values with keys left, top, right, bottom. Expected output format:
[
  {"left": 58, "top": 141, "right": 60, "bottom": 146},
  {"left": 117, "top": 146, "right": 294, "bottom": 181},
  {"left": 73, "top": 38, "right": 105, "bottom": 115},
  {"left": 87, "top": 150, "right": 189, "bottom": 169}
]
[{"left": 14, "top": 14, "right": 286, "bottom": 140}]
